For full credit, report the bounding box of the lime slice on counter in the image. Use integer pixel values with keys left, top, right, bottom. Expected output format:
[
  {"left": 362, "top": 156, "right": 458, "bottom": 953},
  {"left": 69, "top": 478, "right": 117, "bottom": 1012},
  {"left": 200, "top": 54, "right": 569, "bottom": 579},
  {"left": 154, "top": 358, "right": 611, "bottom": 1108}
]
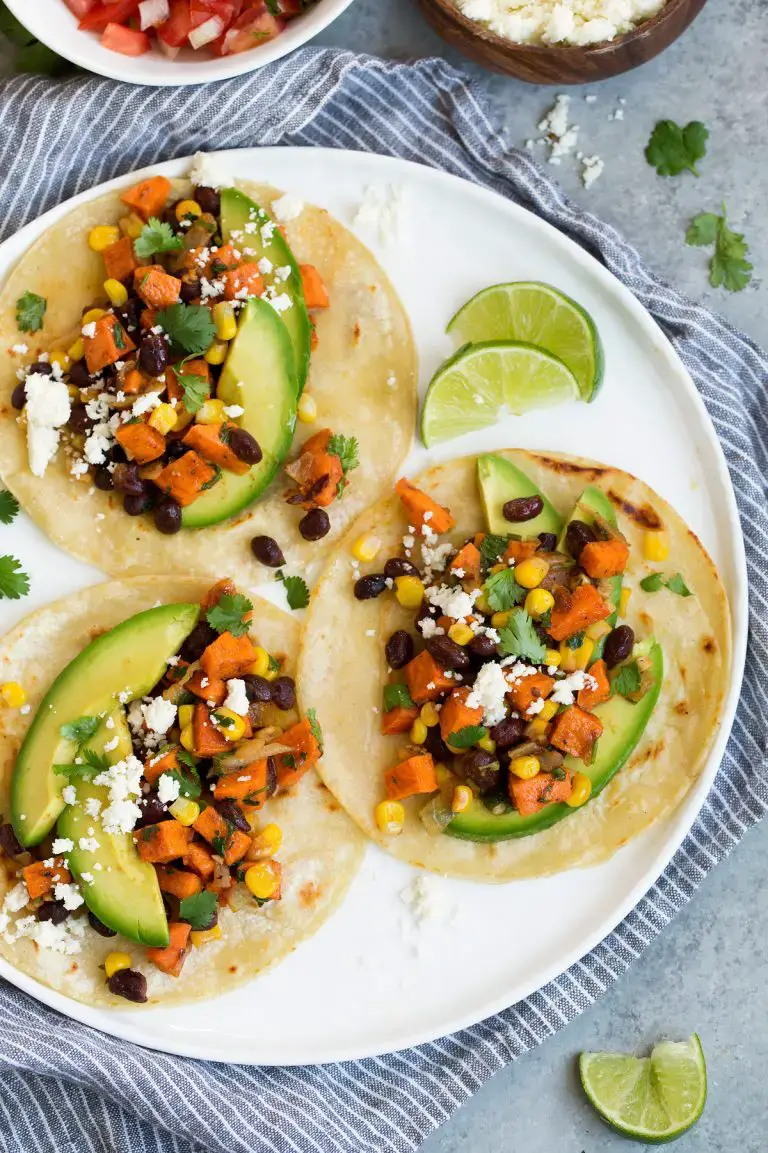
[
  {"left": 447, "top": 281, "right": 604, "bottom": 402},
  {"left": 579, "top": 1034, "right": 707, "bottom": 1143},
  {"left": 420, "top": 341, "right": 579, "bottom": 448}
]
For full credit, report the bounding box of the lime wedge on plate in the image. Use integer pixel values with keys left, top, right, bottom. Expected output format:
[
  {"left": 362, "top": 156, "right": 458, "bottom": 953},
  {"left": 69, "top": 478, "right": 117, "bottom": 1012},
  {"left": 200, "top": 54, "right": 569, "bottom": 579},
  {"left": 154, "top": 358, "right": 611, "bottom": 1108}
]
[
  {"left": 579, "top": 1034, "right": 707, "bottom": 1143},
  {"left": 420, "top": 341, "right": 579, "bottom": 448},
  {"left": 447, "top": 282, "right": 604, "bottom": 402}
]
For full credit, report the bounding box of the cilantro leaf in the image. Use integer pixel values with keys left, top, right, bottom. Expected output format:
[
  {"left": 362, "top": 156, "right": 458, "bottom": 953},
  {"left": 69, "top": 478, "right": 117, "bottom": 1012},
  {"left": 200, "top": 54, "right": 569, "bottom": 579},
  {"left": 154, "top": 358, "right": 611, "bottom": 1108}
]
[
  {"left": 447, "top": 724, "right": 487, "bottom": 749},
  {"left": 206, "top": 593, "right": 253, "bottom": 638},
  {"left": 163, "top": 768, "right": 201, "bottom": 799},
  {"left": 479, "top": 534, "right": 511, "bottom": 572},
  {"left": 15, "top": 291, "right": 46, "bottom": 334},
  {"left": 641, "top": 571, "right": 692, "bottom": 597},
  {"left": 0, "top": 491, "right": 19, "bottom": 525},
  {"left": 307, "top": 707, "right": 324, "bottom": 752},
  {"left": 157, "top": 303, "right": 216, "bottom": 356},
  {"left": 611, "top": 661, "right": 641, "bottom": 697},
  {"left": 53, "top": 746, "right": 110, "bottom": 779},
  {"left": 176, "top": 373, "right": 209, "bottom": 415},
  {"left": 665, "top": 573, "right": 692, "bottom": 598},
  {"left": 640, "top": 572, "right": 664, "bottom": 592},
  {"left": 133, "top": 217, "right": 183, "bottom": 260},
  {"left": 685, "top": 213, "right": 720, "bottom": 247},
  {"left": 686, "top": 204, "right": 753, "bottom": 293},
  {"left": 0, "top": 555, "right": 29, "bottom": 601},
  {"left": 283, "top": 575, "right": 310, "bottom": 611},
  {"left": 179, "top": 889, "right": 219, "bottom": 930},
  {"left": 383, "top": 683, "right": 414, "bottom": 711},
  {"left": 60, "top": 716, "right": 101, "bottom": 745},
  {"left": 268, "top": 653, "right": 281, "bottom": 675},
  {"left": 645, "top": 119, "right": 708, "bottom": 177},
  {"left": 498, "top": 608, "right": 546, "bottom": 663},
  {"left": 483, "top": 569, "right": 525, "bottom": 612},
  {"left": 326, "top": 434, "right": 359, "bottom": 497},
  {"left": 566, "top": 630, "right": 585, "bottom": 650}
]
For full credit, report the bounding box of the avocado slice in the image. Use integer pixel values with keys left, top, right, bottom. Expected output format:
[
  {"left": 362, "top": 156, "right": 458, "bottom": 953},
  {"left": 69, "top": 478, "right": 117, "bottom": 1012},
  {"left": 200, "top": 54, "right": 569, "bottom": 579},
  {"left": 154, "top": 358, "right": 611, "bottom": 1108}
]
[
  {"left": 477, "top": 453, "right": 563, "bottom": 538},
  {"left": 220, "top": 186, "right": 311, "bottom": 395},
  {"left": 181, "top": 297, "right": 298, "bottom": 529},
  {"left": 447, "top": 640, "right": 663, "bottom": 842},
  {"left": 559, "top": 485, "right": 623, "bottom": 647},
  {"left": 57, "top": 710, "right": 169, "bottom": 947},
  {"left": 11, "top": 602, "right": 200, "bottom": 846}
]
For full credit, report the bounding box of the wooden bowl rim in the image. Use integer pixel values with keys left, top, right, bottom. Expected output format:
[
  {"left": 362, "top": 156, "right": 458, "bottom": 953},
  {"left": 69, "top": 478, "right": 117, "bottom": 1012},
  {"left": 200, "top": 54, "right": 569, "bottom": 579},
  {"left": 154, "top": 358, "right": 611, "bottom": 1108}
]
[{"left": 421, "top": 0, "right": 706, "bottom": 60}]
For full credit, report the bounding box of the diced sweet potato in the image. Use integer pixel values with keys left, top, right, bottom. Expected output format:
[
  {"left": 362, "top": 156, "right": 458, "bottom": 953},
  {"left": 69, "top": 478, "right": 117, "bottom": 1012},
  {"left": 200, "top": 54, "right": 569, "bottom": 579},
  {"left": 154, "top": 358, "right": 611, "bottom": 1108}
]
[
  {"left": 404, "top": 649, "right": 454, "bottom": 705},
  {"left": 208, "top": 244, "right": 240, "bottom": 273},
  {"left": 439, "top": 687, "right": 483, "bottom": 745},
  {"left": 384, "top": 753, "right": 437, "bottom": 801},
  {"left": 284, "top": 429, "right": 343, "bottom": 509},
  {"left": 134, "top": 265, "right": 182, "bottom": 309},
  {"left": 548, "top": 584, "right": 612, "bottom": 642},
  {"left": 144, "top": 746, "right": 180, "bottom": 787},
  {"left": 192, "top": 804, "right": 229, "bottom": 846},
  {"left": 134, "top": 820, "right": 193, "bottom": 864},
  {"left": 299, "top": 264, "right": 329, "bottom": 309},
  {"left": 154, "top": 450, "right": 216, "bottom": 507},
  {"left": 550, "top": 705, "right": 604, "bottom": 763},
  {"left": 450, "top": 542, "right": 481, "bottom": 584},
  {"left": 200, "top": 578, "right": 237, "bottom": 612},
  {"left": 83, "top": 313, "right": 135, "bottom": 374},
  {"left": 200, "top": 632, "right": 256, "bottom": 681},
  {"left": 275, "top": 718, "right": 322, "bottom": 789},
  {"left": 155, "top": 866, "right": 203, "bottom": 900},
  {"left": 506, "top": 671, "right": 555, "bottom": 715},
  {"left": 579, "top": 539, "right": 630, "bottom": 579},
  {"left": 186, "top": 668, "right": 227, "bottom": 706},
  {"left": 214, "top": 760, "right": 269, "bottom": 805},
  {"left": 22, "top": 858, "right": 70, "bottom": 900},
  {"left": 577, "top": 659, "right": 611, "bottom": 710},
  {"left": 191, "top": 806, "right": 251, "bottom": 865},
  {"left": 191, "top": 703, "right": 230, "bottom": 757},
  {"left": 115, "top": 421, "right": 166, "bottom": 464},
  {"left": 147, "top": 920, "right": 191, "bottom": 977},
  {"left": 503, "top": 539, "right": 538, "bottom": 564},
  {"left": 182, "top": 423, "right": 250, "bottom": 475},
  {"left": 182, "top": 841, "right": 216, "bottom": 880},
  {"left": 223, "top": 830, "right": 251, "bottom": 866},
  {"left": 103, "top": 235, "right": 138, "bottom": 283},
  {"left": 167, "top": 358, "right": 210, "bottom": 404},
  {"left": 509, "top": 770, "right": 574, "bottom": 817},
  {"left": 120, "top": 175, "right": 172, "bottom": 221},
  {"left": 395, "top": 478, "right": 455, "bottom": 534},
  {"left": 222, "top": 263, "right": 264, "bottom": 301},
  {"left": 381, "top": 705, "right": 420, "bottom": 735}
]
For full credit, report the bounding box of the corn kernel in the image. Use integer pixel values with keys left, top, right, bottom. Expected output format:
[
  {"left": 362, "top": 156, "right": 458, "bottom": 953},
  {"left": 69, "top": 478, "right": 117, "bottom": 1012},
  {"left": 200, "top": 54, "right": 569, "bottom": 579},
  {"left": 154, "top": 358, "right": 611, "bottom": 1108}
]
[
  {"left": 49, "top": 349, "right": 70, "bottom": 372},
  {"left": 212, "top": 301, "right": 237, "bottom": 342},
  {"left": 178, "top": 704, "right": 194, "bottom": 729},
  {"left": 643, "top": 530, "right": 669, "bottom": 562},
  {"left": 249, "top": 647, "right": 270, "bottom": 678},
  {"left": 249, "top": 823, "right": 283, "bottom": 859},
  {"left": 526, "top": 718, "right": 549, "bottom": 740},
  {"left": 586, "top": 619, "right": 612, "bottom": 641},
  {"left": 204, "top": 339, "right": 228, "bottom": 366},
  {"left": 525, "top": 587, "right": 555, "bottom": 619},
  {"left": 573, "top": 636, "right": 595, "bottom": 671},
  {"left": 352, "top": 533, "right": 381, "bottom": 563},
  {"left": 409, "top": 718, "right": 428, "bottom": 745},
  {"left": 244, "top": 861, "right": 281, "bottom": 900},
  {"left": 544, "top": 648, "right": 561, "bottom": 668},
  {"left": 119, "top": 213, "right": 145, "bottom": 240},
  {"left": 82, "top": 307, "right": 107, "bottom": 325},
  {"left": 104, "top": 278, "right": 128, "bottom": 308},
  {"left": 514, "top": 557, "right": 550, "bottom": 589},
  {"left": 434, "top": 762, "right": 451, "bottom": 786},
  {"left": 176, "top": 199, "right": 202, "bottom": 222},
  {"left": 539, "top": 700, "right": 559, "bottom": 722},
  {"left": 196, "top": 398, "right": 227, "bottom": 425},
  {"left": 169, "top": 797, "right": 200, "bottom": 826},
  {"left": 559, "top": 641, "right": 578, "bottom": 673},
  {"left": 420, "top": 702, "right": 440, "bottom": 728},
  {"left": 180, "top": 724, "right": 195, "bottom": 753},
  {"left": 491, "top": 611, "right": 511, "bottom": 629},
  {"left": 148, "top": 403, "right": 178, "bottom": 435},
  {"left": 0, "top": 682, "right": 26, "bottom": 708},
  {"left": 477, "top": 734, "right": 496, "bottom": 754},
  {"left": 297, "top": 393, "right": 317, "bottom": 423},
  {"left": 394, "top": 575, "right": 425, "bottom": 608},
  {"left": 375, "top": 800, "right": 405, "bottom": 836},
  {"left": 89, "top": 225, "right": 120, "bottom": 253},
  {"left": 190, "top": 924, "right": 222, "bottom": 947},
  {"left": 451, "top": 784, "right": 473, "bottom": 814},
  {"left": 509, "top": 754, "right": 540, "bottom": 780},
  {"left": 619, "top": 587, "right": 632, "bottom": 617},
  {"left": 566, "top": 771, "right": 593, "bottom": 808},
  {"left": 104, "top": 951, "right": 132, "bottom": 979},
  {"left": 212, "top": 707, "right": 246, "bottom": 742},
  {"left": 67, "top": 337, "right": 84, "bottom": 362},
  {"left": 448, "top": 622, "right": 474, "bottom": 646}
]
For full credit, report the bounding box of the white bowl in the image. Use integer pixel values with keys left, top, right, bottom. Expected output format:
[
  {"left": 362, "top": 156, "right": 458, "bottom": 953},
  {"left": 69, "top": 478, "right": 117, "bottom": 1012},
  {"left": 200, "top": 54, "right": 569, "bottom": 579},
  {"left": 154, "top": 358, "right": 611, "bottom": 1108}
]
[{"left": 3, "top": 0, "right": 355, "bottom": 85}]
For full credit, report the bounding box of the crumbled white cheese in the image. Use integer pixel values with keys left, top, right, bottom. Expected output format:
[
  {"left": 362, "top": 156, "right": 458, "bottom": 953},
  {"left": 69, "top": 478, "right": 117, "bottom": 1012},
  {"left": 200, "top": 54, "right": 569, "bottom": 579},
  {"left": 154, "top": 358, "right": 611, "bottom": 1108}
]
[
  {"left": 81, "top": 321, "right": 97, "bottom": 339},
  {"left": 189, "top": 151, "right": 234, "bottom": 191},
  {"left": 93, "top": 755, "right": 144, "bottom": 835},
  {"left": 426, "top": 583, "right": 479, "bottom": 621},
  {"left": 465, "top": 661, "right": 510, "bottom": 725},
  {"left": 141, "top": 696, "right": 177, "bottom": 735},
  {"left": 103, "top": 735, "right": 120, "bottom": 753},
  {"left": 84, "top": 796, "right": 102, "bottom": 819},
  {"left": 4, "top": 882, "right": 29, "bottom": 913},
  {"left": 271, "top": 193, "right": 304, "bottom": 223},
  {"left": 538, "top": 94, "right": 579, "bottom": 164},
  {"left": 257, "top": 256, "right": 273, "bottom": 275},
  {"left": 131, "top": 391, "right": 163, "bottom": 417},
  {"left": 78, "top": 836, "right": 100, "bottom": 853},
  {"left": 61, "top": 785, "right": 77, "bottom": 805},
  {"left": 51, "top": 837, "right": 74, "bottom": 855},
  {"left": 157, "top": 773, "right": 181, "bottom": 806},
  {"left": 223, "top": 678, "right": 249, "bottom": 716},
  {"left": 400, "top": 875, "right": 455, "bottom": 926},
  {"left": 24, "top": 372, "right": 72, "bottom": 477},
  {"left": 550, "top": 669, "right": 597, "bottom": 706},
  {"left": 418, "top": 617, "right": 444, "bottom": 640},
  {"left": 11, "top": 343, "right": 28, "bottom": 355},
  {"left": 455, "top": 0, "right": 665, "bottom": 46},
  {"left": 54, "top": 882, "right": 84, "bottom": 911},
  {"left": 222, "top": 404, "right": 244, "bottom": 419},
  {"left": 582, "top": 154, "right": 605, "bottom": 188}
]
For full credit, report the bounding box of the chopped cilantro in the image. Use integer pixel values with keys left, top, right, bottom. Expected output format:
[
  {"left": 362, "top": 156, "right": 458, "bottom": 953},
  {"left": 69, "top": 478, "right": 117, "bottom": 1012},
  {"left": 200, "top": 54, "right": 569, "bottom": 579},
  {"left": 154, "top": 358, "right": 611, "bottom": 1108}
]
[
  {"left": 566, "top": 631, "right": 585, "bottom": 650},
  {"left": 640, "top": 573, "right": 665, "bottom": 592},
  {"left": 447, "top": 724, "right": 488, "bottom": 749},
  {"left": 211, "top": 833, "right": 228, "bottom": 857},
  {"left": 179, "top": 889, "right": 219, "bottom": 930},
  {"left": 307, "top": 707, "right": 324, "bottom": 752},
  {"left": 383, "top": 683, "right": 414, "bottom": 711},
  {"left": 645, "top": 119, "right": 708, "bottom": 177},
  {"left": 0, "top": 491, "right": 19, "bottom": 525},
  {"left": 283, "top": 574, "right": 310, "bottom": 611},
  {"left": 164, "top": 768, "right": 201, "bottom": 799},
  {"left": 157, "top": 303, "right": 216, "bottom": 356},
  {"left": 15, "top": 291, "right": 46, "bottom": 333},
  {"left": 176, "top": 748, "right": 198, "bottom": 770},
  {"left": 665, "top": 573, "right": 692, "bottom": 598},
  {"left": 326, "top": 434, "right": 359, "bottom": 497},
  {"left": 53, "top": 745, "right": 109, "bottom": 778},
  {"left": 113, "top": 323, "right": 126, "bottom": 350},
  {"left": 551, "top": 765, "right": 567, "bottom": 781},
  {"left": 206, "top": 593, "right": 253, "bottom": 638},
  {"left": 133, "top": 217, "right": 183, "bottom": 259},
  {"left": 611, "top": 661, "right": 642, "bottom": 698},
  {"left": 0, "top": 556, "right": 29, "bottom": 601},
  {"left": 175, "top": 372, "right": 209, "bottom": 414},
  {"left": 268, "top": 653, "right": 281, "bottom": 674},
  {"left": 498, "top": 608, "right": 546, "bottom": 663},
  {"left": 641, "top": 571, "right": 693, "bottom": 597},
  {"left": 483, "top": 568, "right": 526, "bottom": 612},
  {"left": 479, "top": 534, "right": 511, "bottom": 572},
  {"left": 59, "top": 716, "right": 100, "bottom": 746}
]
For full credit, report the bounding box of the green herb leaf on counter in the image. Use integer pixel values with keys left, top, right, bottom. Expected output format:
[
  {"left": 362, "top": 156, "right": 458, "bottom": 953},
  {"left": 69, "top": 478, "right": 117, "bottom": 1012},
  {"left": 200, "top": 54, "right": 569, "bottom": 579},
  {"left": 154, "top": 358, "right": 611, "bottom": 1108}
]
[
  {"left": 645, "top": 120, "right": 709, "bottom": 177},
  {"left": 0, "top": 4, "right": 71, "bottom": 75},
  {"left": 685, "top": 213, "right": 720, "bottom": 248},
  {"left": 483, "top": 568, "right": 525, "bottom": 612},
  {"left": 447, "top": 725, "right": 488, "bottom": 749},
  {"left": 15, "top": 291, "right": 46, "bottom": 333},
  {"left": 0, "top": 491, "right": 19, "bottom": 525},
  {"left": 498, "top": 608, "right": 546, "bottom": 663},
  {"left": 179, "top": 889, "right": 219, "bottom": 930},
  {"left": 206, "top": 593, "right": 253, "bottom": 638},
  {"left": 0, "top": 555, "right": 29, "bottom": 600},
  {"left": 157, "top": 303, "right": 216, "bottom": 356},
  {"left": 686, "top": 204, "right": 753, "bottom": 293},
  {"left": 134, "top": 217, "right": 183, "bottom": 260}
]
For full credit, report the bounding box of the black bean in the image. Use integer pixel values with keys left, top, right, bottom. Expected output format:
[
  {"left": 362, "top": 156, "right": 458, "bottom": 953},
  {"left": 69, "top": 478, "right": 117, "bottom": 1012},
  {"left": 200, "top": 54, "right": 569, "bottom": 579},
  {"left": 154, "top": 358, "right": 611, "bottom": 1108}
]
[
  {"left": 179, "top": 621, "right": 218, "bottom": 663},
  {"left": 383, "top": 557, "right": 419, "bottom": 580},
  {"left": 385, "top": 629, "right": 414, "bottom": 670},
  {"left": 94, "top": 466, "right": 114, "bottom": 491},
  {"left": 425, "top": 635, "right": 471, "bottom": 671},
  {"left": 459, "top": 750, "right": 500, "bottom": 794},
  {"left": 299, "top": 508, "right": 330, "bottom": 541},
  {"left": 67, "top": 404, "right": 91, "bottom": 435},
  {"left": 154, "top": 496, "right": 182, "bottom": 535},
  {"left": 270, "top": 676, "right": 296, "bottom": 711},
  {"left": 180, "top": 275, "right": 202, "bottom": 302},
  {"left": 37, "top": 900, "right": 69, "bottom": 925},
  {"left": 161, "top": 893, "right": 179, "bottom": 922},
  {"left": 503, "top": 495, "right": 544, "bottom": 523},
  {"left": 603, "top": 625, "right": 635, "bottom": 669},
  {"left": 0, "top": 823, "right": 23, "bottom": 858},
  {"left": 423, "top": 724, "right": 451, "bottom": 763},
  {"left": 353, "top": 574, "right": 387, "bottom": 601},
  {"left": 265, "top": 755, "right": 278, "bottom": 799},
  {"left": 135, "top": 793, "right": 167, "bottom": 827},
  {"left": 68, "top": 359, "right": 92, "bottom": 389},
  {"left": 216, "top": 799, "right": 250, "bottom": 835},
  {"left": 115, "top": 298, "right": 142, "bottom": 332},
  {"left": 468, "top": 633, "right": 498, "bottom": 660},
  {"left": 28, "top": 360, "right": 52, "bottom": 377},
  {"left": 88, "top": 910, "right": 117, "bottom": 937},
  {"left": 537, "top": 532, "right": 558, "bottom": 552},
  {"left": 228, "top": 428, "right": 262, "bottom": 466},
  {"left": 107, "top": 443, "right": 127, "bottom": 465},
  {"left": 242, "top": 674, "right": 272, "bottom": 703},
  {"left": 565, "top": 519, "right": 596, "bottom": 561},
  {"left": 165, "top": 437, "right": 189, "bottom": 461},
  {"left": 108, "top": 968, "right": 147, "bottom": 1003},
  {"left": 123, "top": 487, "right": 154, "bottom": 516},
  {"left": 139, "top": 333, "right": 168, "bottom": 377},
  {"left": 10, "top": 383, "right": 27, "bottom": 409},
  {"left": 194, "top": 186, "right": 220, "bottom": 215},
  {"left": 112, "top": 461, "right": 143, "bottom": 495},
  {"left": 489, "top": 715, "right": 526, "bottom": 749},
  {"left": 251, "top": 535, "right": 285, "bottom": 568},
  {"left": 416, "top": 599, "right": 437, "bottom": 624}
]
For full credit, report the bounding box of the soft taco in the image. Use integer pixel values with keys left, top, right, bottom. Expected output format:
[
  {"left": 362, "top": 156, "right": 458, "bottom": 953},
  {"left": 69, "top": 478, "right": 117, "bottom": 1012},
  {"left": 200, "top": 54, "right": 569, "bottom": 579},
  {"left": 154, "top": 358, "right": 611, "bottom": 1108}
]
[
  {"left": 299, "top": 450, "right": 731, "bottom": 882},
  {"left": 0, "top": 157, "right": 417, "bottom": 580},
  {"left": 0, "top": 577, "right": 363, "bottom": 1007}
]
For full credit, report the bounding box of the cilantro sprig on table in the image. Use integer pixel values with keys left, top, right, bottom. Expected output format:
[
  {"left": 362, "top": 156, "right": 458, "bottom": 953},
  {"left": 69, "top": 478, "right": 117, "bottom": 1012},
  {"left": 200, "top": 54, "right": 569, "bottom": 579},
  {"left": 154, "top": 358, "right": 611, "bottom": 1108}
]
[
  {"left": 645, "top": 120, "right": 709, "bottom": 177},
  {"left": 0, "top": 4, "right": 71, "bottom": 75},
  {"left": 0, "top": 492, "right": 19, "bottom": 526},
  {"left": 0, "top": 556, "right": 29, "bottom": 601},
  {"left": 686, "top": 204, "right": 753, "bottom": 293},
  {"left": 206, "top": 594, "right": 253, "bottom": 638},
  {"left": 134, "top": 217, "right": 183, "bottom": 260},
  {"left": 157, "top": 303, "right": 216, "bottom": 357}
]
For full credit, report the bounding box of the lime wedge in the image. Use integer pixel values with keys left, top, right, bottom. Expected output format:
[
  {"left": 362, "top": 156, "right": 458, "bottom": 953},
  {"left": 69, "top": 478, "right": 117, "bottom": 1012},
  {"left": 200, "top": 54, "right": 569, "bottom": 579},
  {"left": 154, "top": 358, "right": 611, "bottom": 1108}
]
[
  {"left": 447, "top": 282, "right": 604, "bottom": 402},
  {"left": 579, "top": 1034, "right": 707, "bottom": 1144},
  {"left": 420, "top": 340, "right": 579, "bottom": 448}
]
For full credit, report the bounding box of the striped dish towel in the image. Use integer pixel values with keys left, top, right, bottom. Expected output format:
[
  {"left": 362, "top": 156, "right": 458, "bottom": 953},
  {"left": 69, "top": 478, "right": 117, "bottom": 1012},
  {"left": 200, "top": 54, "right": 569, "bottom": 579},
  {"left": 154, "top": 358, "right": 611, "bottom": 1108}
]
[{"left": 0, "top": 46, "right": 765, "bottom": 1153}]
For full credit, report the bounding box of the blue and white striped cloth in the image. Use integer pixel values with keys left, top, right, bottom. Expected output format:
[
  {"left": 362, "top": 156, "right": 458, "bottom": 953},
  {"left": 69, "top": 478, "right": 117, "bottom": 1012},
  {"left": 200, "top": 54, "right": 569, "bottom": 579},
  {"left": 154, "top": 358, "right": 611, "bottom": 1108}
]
[{"left": 0, "top": 46, "right": 765, "bottom": 1153}]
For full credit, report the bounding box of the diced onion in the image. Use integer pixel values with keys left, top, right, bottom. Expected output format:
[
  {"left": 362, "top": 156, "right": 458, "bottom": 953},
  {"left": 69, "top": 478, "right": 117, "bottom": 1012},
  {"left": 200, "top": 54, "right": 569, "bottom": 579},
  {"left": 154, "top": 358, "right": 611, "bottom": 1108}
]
[
  {"left": 139, "top": 0, "right": 169, "bottom": 28},
  {"left": 157, "top": 39, "right": 180, "bottom": 58},
  {"left": 188, "top": 15, "right": 223, "bottom": 49}
]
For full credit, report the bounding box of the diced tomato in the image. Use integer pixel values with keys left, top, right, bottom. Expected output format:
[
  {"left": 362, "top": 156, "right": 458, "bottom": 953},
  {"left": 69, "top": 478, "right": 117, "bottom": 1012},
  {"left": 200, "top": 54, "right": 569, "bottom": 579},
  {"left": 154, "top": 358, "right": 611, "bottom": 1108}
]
[
  {"left": 63, "top": 0, "right": 98, "bottom": 17},
  {"left": 100, "top": 21, "right": 151, "bottom": 52},
  {"left": 79, "top": 0, "right": 141, "bottom": 31},
  {"left": 275, "top": 0, "right": 302, "bottom": 14},
  {"left": 222, "top": 7, "right": 284, "bottom": 51},
  {"left": 190, "top": 0, "right": 235, "bottom": 21},
  {"left": 157, "top": 0, "right": 193, "bottom": 44}
]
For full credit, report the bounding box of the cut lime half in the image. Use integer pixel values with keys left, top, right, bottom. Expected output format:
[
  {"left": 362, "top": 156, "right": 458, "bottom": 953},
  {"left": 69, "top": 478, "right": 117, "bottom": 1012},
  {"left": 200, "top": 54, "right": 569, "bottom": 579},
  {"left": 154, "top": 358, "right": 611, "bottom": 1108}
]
[
  {"left": 579, "top": 1034, "right": 707, "bottom": 1144},
  {"left": 420, "top": 340, "right": 579, "bottom": 448},
  {"left": 447, "top": 281, "right": 604, "bottom": 402}
]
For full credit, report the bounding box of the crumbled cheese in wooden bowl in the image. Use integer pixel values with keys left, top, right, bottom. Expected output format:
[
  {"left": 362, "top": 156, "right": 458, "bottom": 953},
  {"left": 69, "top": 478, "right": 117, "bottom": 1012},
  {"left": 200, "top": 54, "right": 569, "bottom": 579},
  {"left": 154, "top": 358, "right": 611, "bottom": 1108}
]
[{"left": 455, "top": 0, "right": 667, "bottom": 46}]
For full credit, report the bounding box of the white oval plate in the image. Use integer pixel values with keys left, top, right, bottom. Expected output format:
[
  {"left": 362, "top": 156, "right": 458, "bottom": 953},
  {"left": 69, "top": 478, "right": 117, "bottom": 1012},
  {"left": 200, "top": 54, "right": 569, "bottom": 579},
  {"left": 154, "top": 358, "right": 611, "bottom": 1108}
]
[{"left": 0, "top": 150, "right": 747, "bottom": 1065}]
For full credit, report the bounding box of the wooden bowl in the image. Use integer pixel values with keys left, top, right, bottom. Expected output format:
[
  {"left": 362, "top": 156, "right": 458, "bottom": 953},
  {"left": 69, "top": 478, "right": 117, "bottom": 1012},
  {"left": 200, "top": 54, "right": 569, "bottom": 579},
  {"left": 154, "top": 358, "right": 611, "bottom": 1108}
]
[{"left": 417, "top": 0, "right": 709, "bottom": 84}]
